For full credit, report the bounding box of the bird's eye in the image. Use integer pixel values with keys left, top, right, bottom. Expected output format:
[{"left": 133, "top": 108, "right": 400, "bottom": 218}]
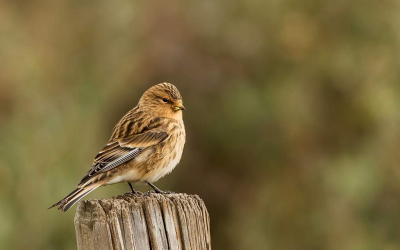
[{"left": 162, "top": 98, "right": 168, "bottom": 103}]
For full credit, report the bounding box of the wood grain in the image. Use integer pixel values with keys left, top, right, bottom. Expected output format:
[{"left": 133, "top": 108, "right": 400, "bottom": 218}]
[{"left": 74, "top": 192, "right": 211, "bottom": 250}]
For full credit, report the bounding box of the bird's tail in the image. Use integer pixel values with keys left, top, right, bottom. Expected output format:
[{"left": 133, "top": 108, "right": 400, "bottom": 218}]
[{"left": 48, "top": 182, "right": 103, "bottom": 212}]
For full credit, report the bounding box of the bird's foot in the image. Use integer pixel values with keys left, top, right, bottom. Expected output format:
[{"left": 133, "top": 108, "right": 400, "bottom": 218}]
[
  {"left": 142, "top": 190, "right": 175, "bottom": 196},
  {"left": 144, "top": 181, "right": 175, "bottom": 194},
  {"left": 123, "top": 182, "right": 143, "bottom": 196},
  {"left": 133, "top": 190, "right": 143, "bottom": 195},
  {"left": 124, "top": 191, "right": 143, "bottom": 196}
]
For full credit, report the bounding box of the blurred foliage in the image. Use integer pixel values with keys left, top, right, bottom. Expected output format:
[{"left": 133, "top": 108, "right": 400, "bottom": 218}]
[{"left": 1, "top": 0, "right": 400, "bottom": 249}]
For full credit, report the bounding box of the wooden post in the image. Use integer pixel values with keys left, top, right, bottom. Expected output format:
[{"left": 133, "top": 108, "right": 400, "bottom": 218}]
[{"left": 74, "top": 192, "right": 211, "bottom": 250}]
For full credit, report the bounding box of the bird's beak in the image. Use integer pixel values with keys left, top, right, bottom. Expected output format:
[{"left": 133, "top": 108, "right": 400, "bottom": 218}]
[{"left": 172, "top": 101, "right": 186, "bottom": 111}]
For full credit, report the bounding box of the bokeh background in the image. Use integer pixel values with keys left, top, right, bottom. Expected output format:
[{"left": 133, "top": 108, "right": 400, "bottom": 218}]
[{"left": 1, "top": 0, "right": 400, "bottom": 249}]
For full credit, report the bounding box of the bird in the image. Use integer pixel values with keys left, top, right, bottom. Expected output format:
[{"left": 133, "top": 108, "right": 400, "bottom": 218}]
[{"left": 50, "top": 82, "right": 186, "bottom": 212}]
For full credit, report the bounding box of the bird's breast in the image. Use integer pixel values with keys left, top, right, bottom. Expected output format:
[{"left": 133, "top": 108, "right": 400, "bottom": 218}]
[{"left": 143, "top": 122, "right": 185, "bottom": 183}]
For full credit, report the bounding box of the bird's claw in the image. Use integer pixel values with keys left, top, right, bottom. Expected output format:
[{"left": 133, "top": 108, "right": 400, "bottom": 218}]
[{"left": 124, "top": 191, "right": 143, "bottom": 196}]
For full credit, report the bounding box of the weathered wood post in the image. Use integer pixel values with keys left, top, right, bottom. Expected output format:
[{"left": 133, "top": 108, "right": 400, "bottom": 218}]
[{"left": 74, "top": 192, "right": 211, "bottom": 250}]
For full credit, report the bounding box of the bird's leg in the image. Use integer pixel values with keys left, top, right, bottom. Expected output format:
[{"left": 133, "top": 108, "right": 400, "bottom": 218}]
[
  {"left": 128, "top": 182, "right": 136, "bottom": 194},
  {"left": 145, "top": 181, "right": 164, "bottom": 193}
]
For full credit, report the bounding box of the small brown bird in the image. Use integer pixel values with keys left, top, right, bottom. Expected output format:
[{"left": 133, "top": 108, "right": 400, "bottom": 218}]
[{"left": 50, "top": 82, "right": 186, "bottom": 211}]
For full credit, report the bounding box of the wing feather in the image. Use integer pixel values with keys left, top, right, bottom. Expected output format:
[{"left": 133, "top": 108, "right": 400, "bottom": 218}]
[{"left": 78, "top": 127, "right": 168, "bottom": 186}]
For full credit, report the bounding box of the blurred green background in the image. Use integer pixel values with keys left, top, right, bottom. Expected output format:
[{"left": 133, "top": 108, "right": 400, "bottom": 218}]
[{"left": 1, "top": 0, "right": 400, "bottom": 249}]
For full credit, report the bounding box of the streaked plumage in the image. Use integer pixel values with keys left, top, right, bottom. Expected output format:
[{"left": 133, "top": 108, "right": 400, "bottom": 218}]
[{"left": 50, "top": 83, "right": 186, "bottom": 211}]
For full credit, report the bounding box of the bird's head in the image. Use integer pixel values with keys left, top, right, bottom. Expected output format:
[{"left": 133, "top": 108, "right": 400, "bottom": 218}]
[{"left": 139, "top": 82, "right": 185, "bottom": 120}]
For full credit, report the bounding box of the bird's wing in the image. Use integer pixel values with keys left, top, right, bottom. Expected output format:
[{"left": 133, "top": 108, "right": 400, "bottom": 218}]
[{"left": 78, "top": 128, "right": 169, "bottom": 186}]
